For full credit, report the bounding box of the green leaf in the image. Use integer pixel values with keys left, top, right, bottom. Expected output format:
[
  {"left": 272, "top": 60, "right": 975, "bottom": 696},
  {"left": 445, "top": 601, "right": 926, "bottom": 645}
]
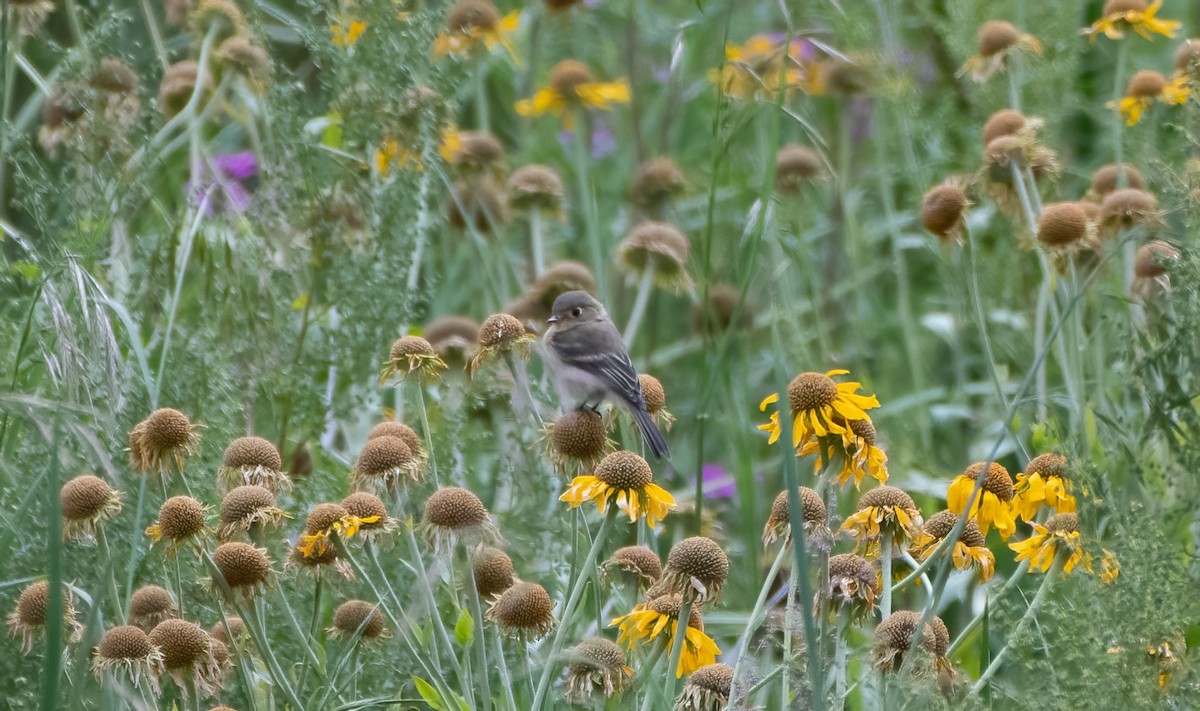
[
  {"left": 292, "top": 293, "right": 309, "bottom": 309},
  {"left": 453, "top": 607, "right": 473, "bottom": 647},
  {"left": 412, "top": 676, "right": 445, "bottom": 711},
  {"left": 10, "top": 262, "right": 40, "bottom": 280}
]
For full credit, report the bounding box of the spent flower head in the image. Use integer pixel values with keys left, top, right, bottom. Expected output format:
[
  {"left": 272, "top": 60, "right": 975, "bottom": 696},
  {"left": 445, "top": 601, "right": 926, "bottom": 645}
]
[
  {"left": 146, "top": 496, "right": 209, "bottom": 554},
  {"left": 485, "top": 581, "right": 556, "bottom": 641},
  {"left": 218, "top": 436, "right": 289, "bottom": 493},
  {"left": 60, "top": 474, "right": 122, "bottom": 543},
  {"left": 129, "top": 408, "right": 201, "bottom": 473},
  {"left": 560, "top": 450, "right": 676, "bottom": 528},
  {"left": 380, "top": 335, "right": 447, "bottom": 384},
  {"left": 960, "top": 20, "right": 1041, "bottom": 82},
  {"left": 841, "top": 486, "right": 924, "bottom": 554},
  {"left": 762, "top": 487, "right": 828, "bottom": 548},
  {"left": 148, "top": 618, "right": 224, "bottom": 698},
  {"left": 1013, "top": 453, "right": 1077, "bottom": 521},
  {"left": 603, "top": 545, "right": 662, "bottom": 589},
  {"left": 473, "top": 546, "right": 517, "bottom": 598},
  {"left": 8, "top": 581, "right": 83, "bottom": 653},
  {"left": 912, "top": 510, "right": 995, "bottom": 583},
  {"left": 661, "top": 536, "right": 729, "bottom": 604},
  {"left": 329, "top": 600, "right": 388, "bottom": 641},
  {"left": 564, "top": 637, "right": 633, "bottom": 703},
  {"left": 92, "top": 625, "right": 164, "bottom": 694},
  {"left": 217, "top": 485, "right": 287, "bottom": 540},
  {"left": 130, "top": 585, "right": 176, "bottom": 631},
  {"left": 351, "top": 435, "right": 420, "bottom": 492},
  {"left": 825, "top": 553, "right": 879, "bottom": 622},
  {"left": 618, "top": 221, "right": 692, "bottom": 292},
  {"left": 1084, "top": 0, "right": 1180, "bottom": 42},
  {"left": 611, "top": 594, "right": 719, "bottom": 677},
  {"left": 544, "top": 409, "right": 614, "bottom": 476},
  {"left": 423, "top": 486, "right": 500, "bottom": 554}
]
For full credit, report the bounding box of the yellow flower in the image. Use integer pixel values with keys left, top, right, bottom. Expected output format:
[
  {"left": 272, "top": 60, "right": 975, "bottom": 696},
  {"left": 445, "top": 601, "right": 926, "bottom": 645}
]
[
  {"left": 840, "top": 486, "right": 923, "bottom": 554},
  {"left": 515, "top": 60, "right": 630, "bottom": 127},
  {"left": 946, "top": 461, "right": 1017, "bottom": 540},
  {"left": 611, "top": 594, "right": 720, "bottom": 678},
  {"left": 713, "top": 35, "right": 816, "bottom": 98},
  {"left": 1100, "top": 548, "right": 1120, "bottom": 585},
  {"left": 438, "top": 127, "right": 464, "bottom": 163},
  {"left": 1009, "top": 512, "right": 1091, "bottom": 575},
  {"left": 433, "top": 3, "right": 520, "bottom": 59},
  {"left": 331, "top": 19, "right": 367, "bottom": 48},
  {"left": 959, "top": 20, "right": 1042, "bottom": 83},
  {"left": 758, "top": 369, "right": 880, "bottom": 451},
  {"left": 1147, "top": 639, "right": 1182, "bottom": 687},
  {"left": 797, "top": 418, "right": 888, "bottom": 489},
  {"left": 374, "top": 139, "right": 423, "bottom": 177},
  {"left": 560, "top": 451, "right": 676, "bottom": 528},
  {"left": 1012, "top": 453, "right": 1077, "bottom": 521},
  {"left": 1083, "top": 0, "right": 1180, "bottom": 42},
  {"left": 1108, "top": 70, "right": 1188, "bottom": 125},
  {"left": 297, "top": 513, "right": 379, "bottom": 559},
  {"left": 912, "top": 510, "right": 995, "bottom": 583}
]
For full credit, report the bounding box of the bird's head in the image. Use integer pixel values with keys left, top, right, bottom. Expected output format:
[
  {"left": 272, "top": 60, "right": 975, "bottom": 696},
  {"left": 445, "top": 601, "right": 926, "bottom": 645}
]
[{"left": 547, "top": 290, "right": 605, "bottom": 329}]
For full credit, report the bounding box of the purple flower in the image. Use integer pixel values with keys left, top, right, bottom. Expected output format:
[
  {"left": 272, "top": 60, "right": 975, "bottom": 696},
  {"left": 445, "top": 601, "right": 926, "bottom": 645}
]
[
  {"left": 556, "top": 121, "right": 617, "bottom": 160},
  {"left": 191, "top": 151, "right": 259, "bottom": 214},
  {"left": 697, "top": 463, "right": 736, "bottom": 500}
]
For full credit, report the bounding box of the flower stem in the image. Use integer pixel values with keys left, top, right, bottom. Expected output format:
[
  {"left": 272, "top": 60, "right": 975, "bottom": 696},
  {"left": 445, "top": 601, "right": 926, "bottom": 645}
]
[
  {"left": 476, "top": 62, "right": 490, "bottom": 132},
  {"left": 405, "top": 527, "right": 463, "bottom": 678},
  {"left": 880, "top": 536, "right": 893, "bottom": 618},
  {"left": 622, "top": 268, "right": 655, "bottom": 349},
  {"left": 782, "top": 560, "right": 799, "bottom": 706},
  {"left": 415, "top": 384, "right": 440, "bottom": 486},
  {"left": 946, "top": 559, "right": 1030, "bottom": 657},
  {"left": 461, "top": 547, "right": 493, "bottom": 711},
  {"left": 96, "top": 527, "right": 126, "bottom": 624},
  {"left": 493, "top": 629, "right": 518, "bottom": 711},
  {"left": 531, "top": 508, "right": 618, "bottom": 710},
  {"left": 664, "top": 597, "right": 693, "bottom": 696},
  {"left": 833, "top": 610, "right": 849, "bottom": 710},
  {"left": 971, "top": 559, "right": 1060, "bottom": 695},
  {"left": 728, "top": 543, "right": 789, "bottom": 703},
  {"left": 530, "top": 207, "right": 546, "bottom": 278}
]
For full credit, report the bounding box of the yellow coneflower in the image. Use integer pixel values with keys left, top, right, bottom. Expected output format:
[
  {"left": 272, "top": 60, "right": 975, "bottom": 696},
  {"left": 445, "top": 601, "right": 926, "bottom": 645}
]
[
  {"left": 330, "top": 18, "right": 366, "bottom": 47},
  {"left": 1083, "top": 0, "right": 1180, "bottom": 42},
  {"left": 543, "top": 409, "right": 614, "bottom": 476},
  {"left": 1010, "top": 512, "right": 1092, "bottom": 575},
  {"left": 447, "top": 178, "right": 509, "bottom": 234},
  {"left": 218, "top": 436, "right": 289, "bottom": 493},
  {"left": 423, "top": 486, "right": 500, "bottom": 554},
  {"left": 287, "top": 539, "right": 356, "bottom": 582},
  {"left": 912, "top": 510, "right": 995, "bottom": 583},
  {"left": 297, "top": 503, "right": 378, "bottom": 559},
  {"left": 798, "top": 416, "right": 889, "bottom": 489},
  {"left": 380, "top": 335, "right": 448, "bottom": 384},
  {"left": 469, "top": 313, "right": 536, "bottom": 374},
  {"left": 433, "top": 0, "right": 520, "bottom": 59},
  {"left": 1012, "top": 454, "right": 1077, "bottom": 521},
  {"left": 211, "top": 542, "right": 272, "bottom": 601},
  {"left": 563, "top": 637, "right": 633, "bottom": 704},
  {"left": 473, "top": 546, "right": 518, "bottom": 598},
  {"left": 146, "top": 496, "right": 209, "bottom": 554},
  {"left": 516, "top": 60, "right": 631, "bottom": 127},
  {"left": 508, "top": 164, "right": 567, "bottom": 213},
  {"left": 960, "top": 20, "right": 1042, "bottom": 82},
  {"left": 1090, "top": 163, "right": 1145, "bottom": 198},
  {"left": 618, "top": 222, "right": 691, "bottom": 292},
  {"left": 630, "top": 157, "right": 686, "bottom": 208},
  {"left": 130, "top": 585, "right": 176, "bottom": 631},
  {"left": 485, "top": 581, "right": 556, "bottom": 641},
  {"left": 946, "top": 461, "right": 1017, "bottom": 539},
  {"left": 1101, "top": 187, "right": 1161, "bottom": 234},
  {"left": 612, "top": 594, "right": 720, "bottom": 677},
  {"left": 761, "top": 487, "right": 828, "bottom": 548},
  {"left": 329, "top": 600, "right": 388, "bottom": 642},
  {"left": 148, "top": 618, "right": 224, "bottom": 697},
  {"left": 60, "top": 474, "right": 122, "bottom": 543},
  {"left": 93, "top": 624, "right": 164, "bottom": 693},
  {"left": 217, "top": 485, "right": 288, "bottom": 540},
  {"left": 209, "top": 616, "right": 244, "bottom": 647},
  {"left": 660, "top": 536, "right": 729, "bottom": 604},
  {"left": 841, "top": 486, "right": 924, "bottom": 554},
  {"left": 1108, "top": 70, "right": 1188, "bottom": 126},
  {"left": 1100, "top": 549, "right": 1121, "bottom": 585},
  {"left": 351, "top": 434, "right": 420, "bottom": 492},
  {"left": 675, "top": 662, "right": 734, "bottom": 711},
  {"left": 638, "top": 374, "right": 676, "bottom": 431},
  {"left": 1036, "top": 202, "right": 1096, "bottom": 251},
  {"left": 342, "top": 491, "right": 398, "bottom": 539},
  {"left": 714, "top": 35, "right": 813, "bottom": 99},
  {"left": 758, "top": 369, "right": 881, "bottom": 451},
  {"left": 873, "top": 610, "right": 951, "bottom": 676},
  {"left": 7, "top": 581, "right": 83, "bottom": 653},
  {"left": 824, "top": 553, "right": 879, "bottom": 622},
  {"left": 920, "top": 183, "right": 970, "bottom": 243},
  {"left": 602, "top": 545, "right": 662, "bottom": 590},
  {"left": 129, "top": 407, "right": 201, "bottom": 473},
  {"left": 559, "top": 451, "right": 677, "bottom": 528}
]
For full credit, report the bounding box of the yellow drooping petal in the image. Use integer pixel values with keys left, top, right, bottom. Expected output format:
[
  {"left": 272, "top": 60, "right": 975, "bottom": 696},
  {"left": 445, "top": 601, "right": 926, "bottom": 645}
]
[
  {"left": 576, "top": 81, "right": 632, "bottom": 110},
  {"left": 515, "top": 88, "right": 565, "bottom": 117},
  {"left": 331, "top": 20, "right": 367, "bottom": 48}
]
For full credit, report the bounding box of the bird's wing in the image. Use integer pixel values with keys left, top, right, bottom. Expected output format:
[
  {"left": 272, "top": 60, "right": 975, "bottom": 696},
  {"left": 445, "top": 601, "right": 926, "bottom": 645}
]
[{"left": 550, "top": 322, "right": 646, "bottom": 408}]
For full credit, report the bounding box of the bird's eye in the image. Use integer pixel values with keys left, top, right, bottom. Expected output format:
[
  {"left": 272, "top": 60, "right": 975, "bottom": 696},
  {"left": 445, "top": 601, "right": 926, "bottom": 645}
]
[{"left": 571, "top": 308, "right": 582, "bottom": 317}]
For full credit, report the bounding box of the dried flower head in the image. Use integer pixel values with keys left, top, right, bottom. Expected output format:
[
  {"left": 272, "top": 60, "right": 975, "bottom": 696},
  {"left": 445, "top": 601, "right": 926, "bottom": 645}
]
[
  {"left": 130, "top": 585, "right": 176, "bottom": 630},
  {"left": 564, "top": 637, "right": 633, "bottom": 703},
  {"left": 157, "top": 61, "right": 212, "bottom": 118},
  {"left": 129, "top": 408, "right": 201, "bottom": 473},
  {"left": 212, "top": 542, "right": 271, "bottom": 600},
  {"left": 961, "top": 21, "right": 1042, "bottom": 82},
  {"left": 1176, "top": 38, "right": 1200, "bottom": 75},
  {"left": 508, "top": 164, "right": 566, "bottom": 212},
  {"left": 367, "top": 421, "right": 425, "bottom": 457},
  {"left": 631, "top": 157, "right": 686, "bottom": 207},
  {"left": 1135, "top": 239, "right": 1180, "bottom": 279},
  {"left": 1101, "top": 188, "right": 1161, "bottom": 233},
  {"left": 638, "top": 374, "right": 676, "bottom": 431},
  {"left": 61, "top": 474, "right": 122, "bottom": 543},
  {"left": 434, "top": 0, "right": 518, "bottom": 59},
  {"left": 8, "top": 581, "right": 82, "bottom": 653},
  {"left": 216, "top": 35, "right": 270, "bottom": 87},
  {"left": 560, "top": 450, "right": 676, "bottom": 527},
  {"left": 1109, "top": 70, "right": 1189, "bottom": 125},
  {"left": 444, "top": 129, "right": 506, "bottom": 171},
  {"left": 209, "top": 617, "right": 244, "bottom": 646},
  {"left": 912, "top": 510, "right": 995, "bottom": 583},
  {"left": 762, "top": 487, "right": 827, "bottom": 547},
  {"left": 529, "top": 261, "right": 598, "bottom": 314},
  {"left": 473, "top": 547, "right": 517, "bottom": 598},
  {"left": 149, "top": 618, "right": 223, "bottom": 697},
  {"left": 286, "top": 538, "right": 356, "bottom": 581},
  {"left": 297, "top": 502, "right": 378, "bottom": 560},
  {"left": 485, "top": 581, "right": 556, "bottom": 641},
  {"left": 218, "top": 485, "right": 287, "bottom": 540},
  {"left": 448, "top": 178, "right": 508, "bottom": 233},
  {"left": 423, "top": 486, "right": 500, "bottom": 554},
  {"left": 1090, "top": 163, "right": 1144, "bottom": 198},
  {"left": 921, "top": 183, "right": 970, "bottom": 242},
  {"left": 982, "top": 109, "right": 1031, "bottom": 145},
  {"left": 351, "top": 435, "right": 420, "bottom": 492},
  {"left": 873, "top": 610, "right": 949, "bottom": 674},
  {"left": 947, "top": 462, "right": 1016, "bottom": 539},
  {"left": 469, "top": 313, "right": 536, "bottom": 373},
  {"left": 424, "top": 316, "right": 480, "bottom": 364},
  {"left": 775, "top": 144, "right": 823, "bottom": 193},
  {"left": 341, "top": 491, "right": 396, "bottom": 537},
  {"left": 1010, "top": 512, "right": 1096, "bottom": 576},
  {"left": 661, "top": 536, "right": 729, "bottom": 604},
  {"left": 841, "top": 486, "right": 924, "bottom": 553},
  {"left": 218, "top": 436, "right": 289, "bottom": 492},
  {"left": 381, "top": 335, "right": 448, "bottom": 384},
  {"left": 90, "top": 58, "right": 139, "bottom": 94},
  {"left": 603, "top": 545, "right": 662, "bottom": 589},
  {"left": 93, "top": 625, "right": 164, "bottom": 693},
  {"left": 618, "top": 221, "right": 691, "bottom": 291},
  {"left": 188, "top": 0, "right": 246, "bottom": 42},
  {"left": 146, "top": 496, "right": 208, "bottom": 553},
  {"left": 1037, "top": 202, "right": 1094, "bottom": 250},
  {"left": 826, "top": 553, "right": 879, "bottom": 622},
  {"left": 675, "top": 662, "right": 734, "bottom": 711},
  {"left": 330, "top": 600, "right": 387, "bottom": 641},
  {"left": 544, "top": 409, "right": 614, "bottom": 475},
  {"left": 694, "top": 283, "right": 751, "bottom": 333}
]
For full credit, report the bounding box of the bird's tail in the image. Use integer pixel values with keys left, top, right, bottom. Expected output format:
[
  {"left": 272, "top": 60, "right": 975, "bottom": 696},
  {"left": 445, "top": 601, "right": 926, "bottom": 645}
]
[{"left": 634, "top": 409, "right": 670, "bottom": 460}]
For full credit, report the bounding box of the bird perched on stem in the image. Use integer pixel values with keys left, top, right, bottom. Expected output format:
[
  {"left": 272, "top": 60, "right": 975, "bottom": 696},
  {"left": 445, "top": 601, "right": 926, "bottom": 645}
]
[{"left": 542, "top": 291, "right": 670, "bottom": 459}]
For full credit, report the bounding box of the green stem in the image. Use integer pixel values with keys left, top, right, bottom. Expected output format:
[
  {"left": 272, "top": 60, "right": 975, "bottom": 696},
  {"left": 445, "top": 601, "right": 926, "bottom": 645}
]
[
  {"left": 531, "top": 508, "right": 618, "bottom": 710},
  {"left": 664, "top": 598, "right": 693, "bottom": 694},
  {"left": 880, "top": 536, "right": 893, "bottom": 618},
  {"left": 96, "top": 527, "right": 125, "bottom": 623},
  {"left": 405, "top": 527, "right": 463, "bottom": 678},
  {"left": 493, "top": 629, "right": 518, "bottom": 711},
  {"left": 530, "top": 207, "right": 546, "bottom": 278},
  {"left": 782, "top": 561, "right": 798, "bottom": 706},
  {"left": 970, "top": 560, "right": 1060, "bottom": 695},
  {"left": 462, "top": 548, "right": 492, "bottom": 711},
  {"left": 476, "top": 62, "right": 490, "bottom": 132},
  {"left": 415, "top": 385, "right": 440, "bottom": 486},
  {"left": 729, "top": 544, "right": 789, "bottom": 705},
  {"left": 139, "top": 0, "right": 169, "bottom": 69},
  {"left": 622, "top": 268, "right": 655, "bottom": 349},
  {"left": 946, "top": 560, "right": 1030, "bottom": 657},
  {"left": 569, "top": 113, "right": 606, "bottom": 298}
]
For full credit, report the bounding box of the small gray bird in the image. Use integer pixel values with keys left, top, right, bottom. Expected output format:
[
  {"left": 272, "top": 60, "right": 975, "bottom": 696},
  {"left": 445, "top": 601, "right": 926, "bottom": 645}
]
[{"left": 542, "top": 291, "right": 670, "bottom": 460}]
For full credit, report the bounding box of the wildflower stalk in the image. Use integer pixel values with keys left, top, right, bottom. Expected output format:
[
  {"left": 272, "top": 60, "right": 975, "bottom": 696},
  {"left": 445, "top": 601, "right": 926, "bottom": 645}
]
[
  {"left": 946, "top": 559, "right": 1030, "bottom": 657},
  {"left": 728, "top": 543, "right": 789, "bottom": 700},
  {"left": 0, "top": 14, "right": 16, "bottom": 212},
  {"left": 95, "top": 527, "right": 126, "bottom": 623},
  {"left": 404, "top": 526, "right": 464, "bottom": 679},
  {"left": 460, "top": 547, "right": 493, "bottom": 711},
  {"left": 503, "top": 352, "right": 545, "bottom": 427},
  {"left": 971, "top": 558, "right": 1061, "bottom": 695},
  {"left": 493, "top": 629, "right": 518, "bottom": 711},
  {"left": 139, "top": 0, "right": 169, "bottom": 69},
  {"left": 530, "top": 206, "right": 546, "bottom": 278},
  {"left": 414, "top": 385, "right": 440, "bottom": 486},
  {"left": 964, "top": 223, "right": 1010, "bottom": 413},
  {"left": 622, "top": 268, "right": 655, "bottom": 348},
  {"left": 531, "top": 507, "right": 619, "bottom": 710},
  {"left": 662, "top": 597, "right": 693, "bottom": 701},
  {"left": 476, "top": 63, "right": 490, "bottom": 132},
  {"left": 781, "top": 559, "right": 799, "bottom": 705},
  {"left": 880, "top": 536, "right": 894, "bottom": 618},
  {"left": 569, "top": 112, "right": 607, "bottom": 298}
]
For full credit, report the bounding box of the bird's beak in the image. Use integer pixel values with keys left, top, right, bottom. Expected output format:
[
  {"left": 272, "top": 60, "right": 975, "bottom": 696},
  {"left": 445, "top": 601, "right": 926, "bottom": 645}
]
[{"left": 547, "top": 315, "right": 559, "bottom": 323}]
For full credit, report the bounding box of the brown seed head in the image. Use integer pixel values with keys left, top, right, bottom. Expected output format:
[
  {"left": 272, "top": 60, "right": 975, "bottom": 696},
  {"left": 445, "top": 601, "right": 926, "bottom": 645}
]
[
  {"left": 982, "top": 109, "right": 1027, "bottom": 145},
  {"left": 984, "top": 135, "right": 1027, "bottom": 169},
  {"left": 1102, "top": 188, "right": 1159, "bottom": 225},
  {"left": 787, "top": 372, "right": 839, "bottom": 414},
  {"left": 595, "top": 451, "right": 653, "bottom": 490},
  {"left": 143, "top": 408, "right": 196, "bottom": 451},
  {"left": 14, "top": 582, "right": 52, "bottom": 627},
  {"left": 620, "top": 222, "right": 690, "bottom": 271},
  {"left": 507, "top": 164, "right": 566, "bottom": 211},
  {"left": 638, "top": 375, "right": 667, "bottom": 414},
  {"left": 447, "top": 179, "right": 507, "bottom": 232},
  {"left": 390, "top": 335, "right": 436, "bottom": 362},
  {"left": 425, "top": 487, "right": 489, "bottom": 530},
  {"left": 921, "top": 184, "right": 969, "bottom": 239},
  {"left": 158, "top": 62, "right": 207, "bottom": 117},
  {"left": 306, "top": 503, "right": 350, "bottom": 534},
  {"left": 222, "top": 437, "right": 282, "bottom": 472},
  {"left": 149, "top": 619, "right": 211, "bottom": 670},
  {"left": 963, "top": 462, "right": 1014, "bottom": 501},
  {"left": 769, "top": 486, "right": 827, "bottom": 527},
  {"left": 333, "top": 600, "right": 385, "bottom": 638},
  {"left": 631, "top": 157, "right": 685, "bottom": 204},
  {"left": 978, "top": 20, "right": 1021, "bottom": 57},
  {"left": 607, "top": 546, "right": 662, "bottom": 582},
  {"left": 551, "top": 410, "right": 609, "bottom": 460},
  {"left": 875, "top": 610, "right": 942, "bottom": 655},
  {"left": 694, "top": 283, "right": 747, "bottom": 332},
  {"left": 1046, "top": 512, "right": 1079, "bottom": 535},
  {"left": 424, "top": 316, "right": 480, "bottom": 358},
  {"left": 473, "top": 547, "right": 516, "bottom": 597},
  {"left": 342, "top": 492, "right": 389, "bottom": 529},
  {"left": 90, "top": 59, "right": 140, "bottom": 94},
  {"left": 209, "top": 617, "right": 243, "bottom": 644},
  {"left": 858, "top": 485, "right": 918, "bottom": 512},
  {"left": 216, "top": 35, "right": 270, "bottom": 84},
  {"left": 922, "top": 510, "right": 986, "bottom": 548},
  {"left": 478, "top": 313, "right": 528, "bottom": 349},
  {"left": 455, "top": 130, "right": 505, "bottom": 167},
  {"left": 130, "top": 586, "right": 174, "bottom": 627},
  {"left": 568, "top": 637, "right": 627, "bottom": 673},
  {"left": 487, "top": 582, "right": 555, "bottom": 638},
  {"left": 156, "top": 496, "right": 207, "bottom": 540},
  {"left": 61, "top": 475, "right": 116, "bottom": 521},
  {"left": 212, "top": 542, "right": 271, "bottom": 589},
  {"left": 531, "top": 261, "right": 597, "bottom": 308},
  {"left": 98, "top": 625, "right": 155, "bottom": 660},
  {"left": 1037, "top": 202, "right": 1090, "bottom": 247},
  {"left": 688, "top": 662, "right": 734, "bottom": 696},
  {"left": 775, "top": 144, "right": 822, "bottom": 193},
  {"left": 666, "top": 536, "right": 729, "bottom": 592},
  {"left": 550, "top": 60, "right": 597, "bottom": 97},
  {"left": 1091, "top": 163, "right": 1144, "bottom": 196},
  {"left": 1135, "top": 240, "right": 1180, "bottom": 278},
  {"left": 1175, "top": 39, "right": 1200, "bottom": 73},
  {"left": 446, "top": 0, "right": 501, "bottom": 32},
  {"left": 828, "top": 553, "right": 877, "bottom": 590},
  {"left": 1127, "top": 70, "right": 1167, "bottom": 98},
  {"left": 1104, "top": 0, "right": 1147, "bottom": 15},
  {"left": 356, "top": 436, "right": 415, "bottom": 478},
  {"left": 367, "top": 421, "right": 423, "bottom": 454},
  {"left": 1025, "top": 454, "right": 1068, "bottom": 480},
  {"left": 189, "top": 0, "right": 246, "bottom": 40},
  {"left": 645, "top": 594, "right": 704, "bottom": 629},
  {"left": 219, "top": 485, "right": 277, "bottom": 527}
]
